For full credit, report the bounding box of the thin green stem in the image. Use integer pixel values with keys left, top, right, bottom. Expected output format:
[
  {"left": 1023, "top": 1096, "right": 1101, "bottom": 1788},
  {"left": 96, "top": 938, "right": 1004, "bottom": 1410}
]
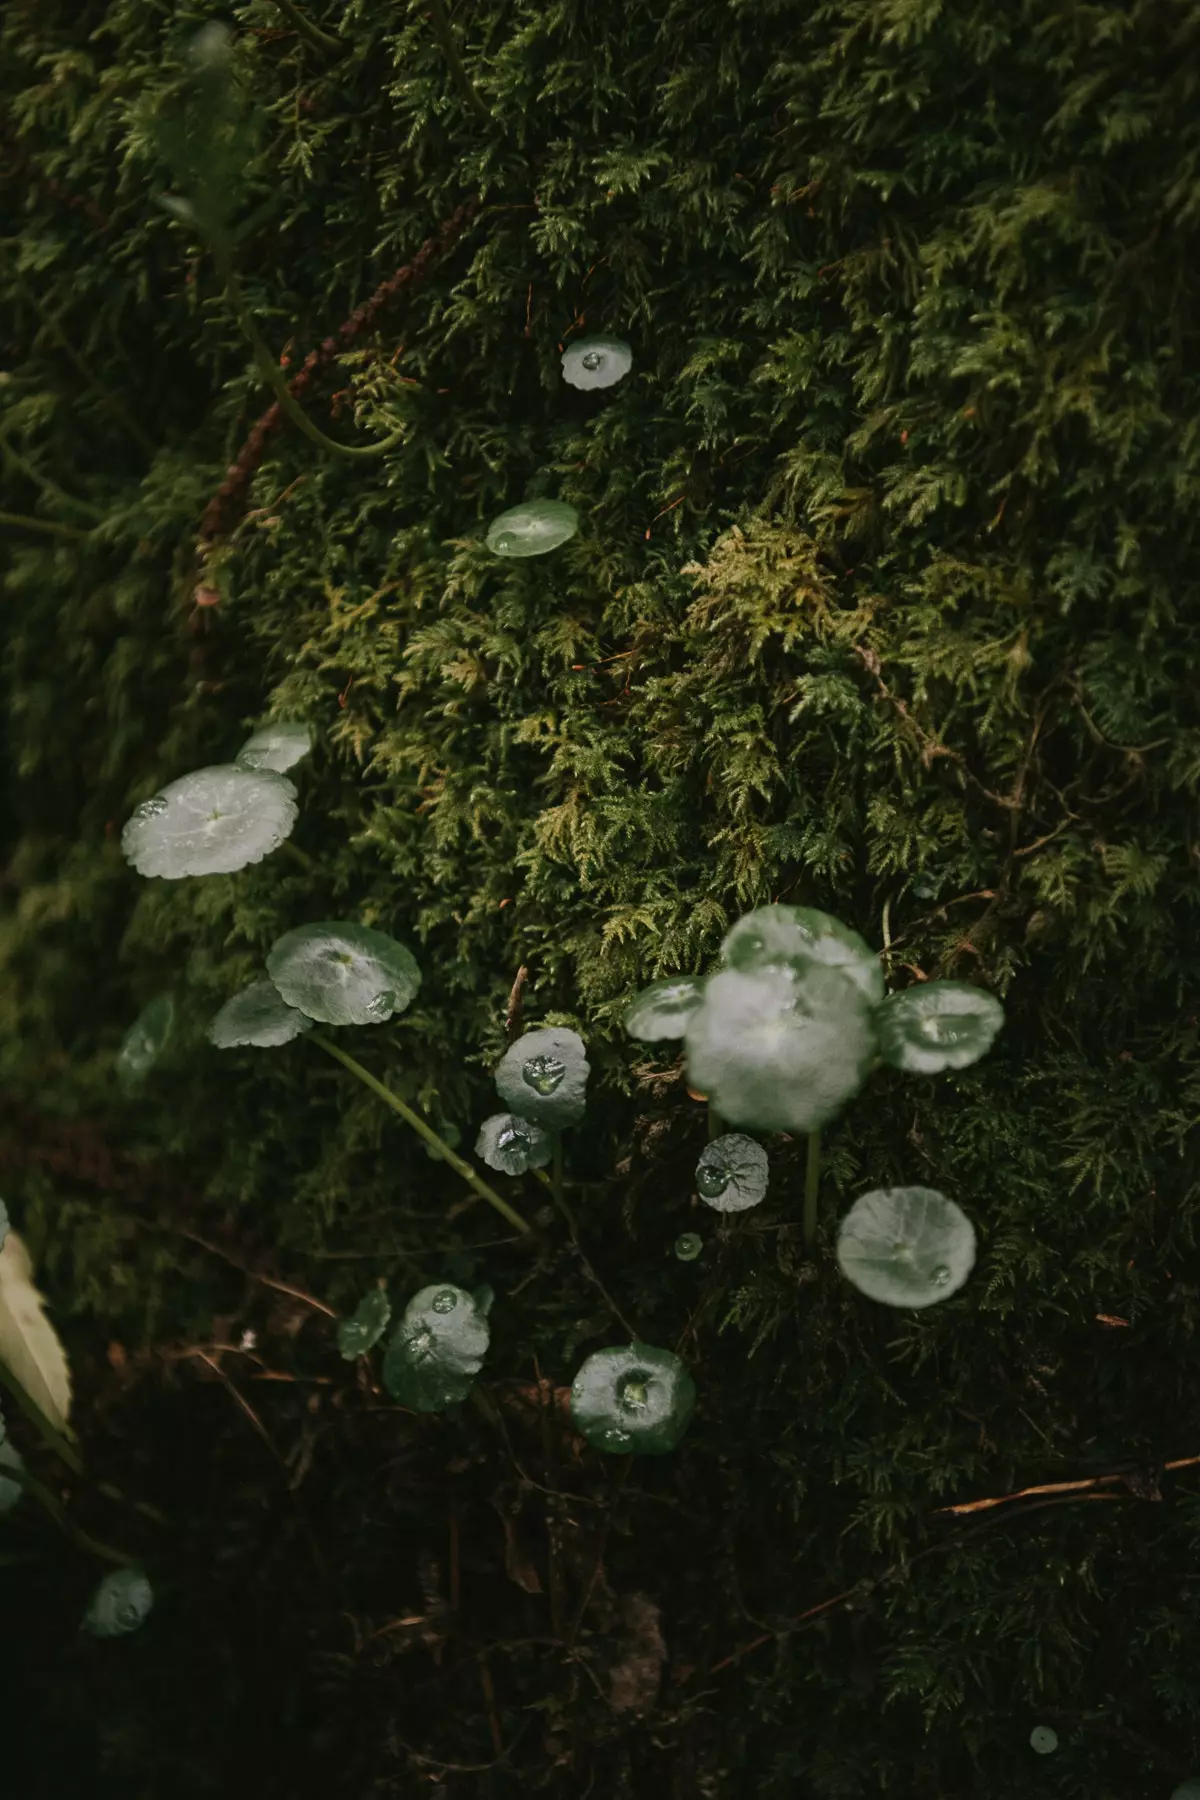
[
  {"left": 269, "top": 0, "right": 345, "bottom": 58},
  {"left": 5, "top": 1462, "right": 132, "bottom": 1566},
  {"left": 277, "top": 839, "right": 316, "bottom": 872},
  {"left": 214, "top": 249, "right": 405, "bottom": 462},
  {"left": 0, "top": 508, "right": 92, "bottom": 542},
  {"left": 0, "top": 423, "right": 105, "bottom": 521},
  {"left": 308, "top": 1033, "right": 534, "bottom": 1235},
  {"left": 803, "top": 1129, "right": 822, "bottom": 1249},
  {"left": 0, "top": 1363, "right": 83, "bottom": 1474},
  {"left": 421, "top": 0, "right": 490, "bottom": 123},
  {"left": 707, "top": 1100, "right": 723, "bottom": 1141}
]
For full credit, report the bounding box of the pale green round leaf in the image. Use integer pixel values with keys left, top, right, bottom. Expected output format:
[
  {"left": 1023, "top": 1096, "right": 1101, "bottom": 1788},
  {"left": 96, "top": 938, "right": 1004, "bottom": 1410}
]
[
  {"left": 495, "top": 1026, "right": 589, "bottom": 1129},
  {"left": 836, "top": 1186, "right": 976, "bottom": 1309},
  {"left": 121, "top": 765, "right": 298, "bottom": 878},
  {"left": 623, "top": 976, "right": 707, "bottom": 1042},
  {"left": 475, "top": 1112, "right": 554, "bottom": 1175},
  {"left": 382, "top": 1284, "right": 489, "bottom": 1412},
  {"left": 82, "top": 1566, "right": 154, "bottom": 1637},
  {"left": 0, "top": 1436, "right": 24, "bottom": 1518},
  {"left": 570, "top": 1342, "right": 696, "bottom": 1455},
  {"left": 674, "top": 1232, "right": 703, "bottom": 1262},
  {"left": 235, "top": 719, "right": 313, "bottom": 774},
  {"left": 208, "top": 978, "right": 313, "bottom": 1049},
  {"left": 266, "top": 922, "right": 421, "bottom": 1027},
  {"left": 721, "top": 906, "right": 884, "bottom": 1005},
  {"left": 695, "top": 1133, "right": 769, "bottom": 1212},
  {"left": 336, "top": 1287, "right": 391, "bottom": 1359},
  {"left": 684, "top": 964, "right": 876, "bottom": 1134},
  {"left": 486, "top": 499, "right": 579, "bottom": 558},
  {"left": 1029, "top": 1727, "right": 1058, "bottom": 1755},
  {"left": 116, "top": 995, "right": 175, "bottom": 1092},
  {"left": 874, "top": 980, "right": 1004, "bottom": 1073},
  {"left": 561, "top": 336, "right": 633, "bottom": 390}
]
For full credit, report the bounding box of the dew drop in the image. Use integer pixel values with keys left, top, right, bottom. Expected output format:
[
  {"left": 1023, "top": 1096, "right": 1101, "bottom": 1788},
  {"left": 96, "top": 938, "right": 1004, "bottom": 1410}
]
[
  {"left": 920, "top": 1016, "right": 943, "bottom": 1039},
  {"left": 407, "top": 1329, "right": 433, "bottom": 1354},
  {"left": 618, "top": 1371, "right": 651, "bottom": 1410},
  {"left": 606, "top": 1428, "right": 633, "bottom": 1450},
  {"left": 580, "top": 349, "right": 603, "bottom": 371},
  {"left": 697, "top": 1164, "right": 730, "bottom": 1200},
  {"left": 675, "top": 1232, "right": 703, "bottom": 1261},
  {"left": 523, "top": 1053, "right": 566, "bottom": 1096},
  {"left": 497, "top": 1123, "right": 527, "bottom": 1152},
  {"left": 431, "top": 1289, "right": 457, "bottom": 1315},
  {"left": 365, "top": 990, "right": 396, "bottom": 1021},
  {"left": 931, "top": 1263, "right": 951, "bottom": 1286},
  {"left": 495, "top": 532, "right": 514, "bottom": 552},
  {"left": 134, "top": 796, "right": 169, "bottom": 821}
]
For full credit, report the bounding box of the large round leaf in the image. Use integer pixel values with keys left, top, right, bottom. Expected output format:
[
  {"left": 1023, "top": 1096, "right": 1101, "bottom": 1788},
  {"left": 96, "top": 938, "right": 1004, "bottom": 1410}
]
[
  {"left": 721, "top": 905, "right": 885, "bottom": 1005},
  {"left": 494, "top": 1026, "right": 589, "bottom": 1129},
  {"left": 475, "top": 1112, "right": 554, "bottom": 1175},
  {"left": 235, "top": 719, "right": 313, "bottom": 774},
  {"left": 382, "top": 1284, "right": 489, "bottom": 1412},
  {"left": 82, "top": 1566, "right": 154, "bottom": 1637},
  {"left": 570, "top": 1342, "right": 696, "bottom": 1455},
  {"left": 208, "top": 978, "right": 313, "bottom": 1049},
  {"left": 836, "top": 1186, "right": 976, "bottom": 1309},
  {"left": 266, "top": 922, "right": 421, "bottom": 1027},
  {"left": 695, "top": 1133, "right": 769, "bottom": 1212},
  {"left": 486, "top": 499, "right": 579, "bottom": 558},
  {"left": 623, "top": 976, "right": 707, "bottom": 1042},
  {"left": 121, "top": 765, "right": 298, "bottom": 878},
  {"left": 115, "top": 994, "right": 175, "bottom": 1092},
  {"left": 684, "top": 964, "right": 876, "bottom": 1134},
  {"left": 874, "top": 980, "right": 1004, "bottom": 1074},
  {"left": 561, "top": 336, "right": 633, "bottom": 390}
]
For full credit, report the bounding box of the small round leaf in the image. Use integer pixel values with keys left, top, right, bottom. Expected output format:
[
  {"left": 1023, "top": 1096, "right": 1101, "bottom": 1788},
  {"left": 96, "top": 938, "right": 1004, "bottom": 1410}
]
[
  {"left": 121, "top": 764, "right": 298, "bottom": 878},
  {"left": 561, "top": 336, "right": 633, "bottom": 390},
  {"left": 336, "top": 1287, "right": 391, "bottom": 1360},
  {"left": 874, "top": 980, "right": 1004, "bottom": 1074},
  {"left": 623, "top": 976, "right": 707, "bottom": 1043},
  {"left": 208, "top": 978, "right": 313, "bottom": 1049},
  {"left": 721, "top": 906, "right": 884, "bottom": 1005},
  {"left": 494, "top": 1026, "right": 589, "bottom": 1129},
  {"left": 475, "top": 1112, "right": 554, "bottom": 1175},
  {"left": 235, "top": 719, "right": 313, "bottom": 774},
  {"left": 382, "top": 1284, "right": 489, "bottom": 1413},
  {"left": 674, "top": 1233, "right": 703, "bottom": 1262},
  {"left": 116, "top": 995, "right": 175, "bottom": 1092},
  {"left": 266, "top": 922, "right": 421, "bottom": 1027},
  {"left": 570, "top": 1342, "right": 696, "bottom": 1455},
  {"left": 486, "top": 499, "right": 579, "bottom": 558},
  {"left": 695, "top": 1133, "right": 769, "bottom": 1212},
  {"left": 1029, "top": 1727, "right": 1058, "bottom": 1756},
  {"left": 836, "top": 1186, "right": 976, "bottom": 1309},
  {"left": 82, "top": 1566, "right": 154, "bottom": 1637}
]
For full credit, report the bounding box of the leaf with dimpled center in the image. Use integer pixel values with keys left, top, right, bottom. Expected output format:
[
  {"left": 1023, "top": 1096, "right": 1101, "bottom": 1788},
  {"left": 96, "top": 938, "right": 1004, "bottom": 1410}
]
[
  {"left": 721, "top": 905, "right": 884, "bottom": 1005},
  {"left": 486, "top": 499, "right": 579, "bottom": 558},
  {"left": 266, "top": 922, "right": 421, "bottom": 1027},
  {"left": 695, "top": 1133, "right": 769, "bottom": 1212},
  {"left": 836, "top": 1186, "right": 976, "bottom": 1308},
  {"left": 116, "top": 994, "right": 175, "bottom": 1092},
  {"left": 208, "top": 978, "right": 313, "bottom": 1049},
  {"left": 561, "top": 336, "right": 633, "bottom": 390},
  {"left": 121, "top": 764, "right": 298, "bottom": 878},
  {"left": 382, "top": 1284, "right": 489, "bottom": 1412},
  {"left": 475, "top": 1112, "right": 554, "bottom": 1175},
  {"left": 494, "top": 1026, "right": 589, "bottom": 1129},
  {"left": 570, "top": 1342, "right": 696, "bottom": 1455},
  {"left": 874, "top": 980, "right": 1004, "bottom": 1074},
  {"left": 82, "top": 1566, "right": 154, "bottom": 1637},
  {"left": 336, "top": 1287, "right": 391, "bottom": 1359},
  {"left": 235, "top": 719, "right": 313, "bottom": 774},
  {"left": 623, "top": 976, "right": 706, "bottom": 1042}
]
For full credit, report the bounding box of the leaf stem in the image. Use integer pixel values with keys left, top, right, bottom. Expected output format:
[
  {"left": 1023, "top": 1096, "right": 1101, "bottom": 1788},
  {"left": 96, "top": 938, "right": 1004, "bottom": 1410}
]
[
  {"left": 308, "top": 1033, "right": 534, "bottom": 1236},
  {"left": 0, "top": 1362, "right": 82, "bottom": 1474},
  {"left": 277, "top": 839, "right": 316, "bottom": 872},
  {"left": 421, "top": 0, "right": 490, "bottom": 123},
  {"left": 0, "top": 508, "right": 92, "bottom": 541},
  {"left": 803, "top": 1129, "right": 822, "bottom": 1248},
  {"left": 0, "top": 423, "right": 105, "bottom": 520},
  {"left": 4, "top": 1462, "right": 132, "bottom": 1565},
  {"left": 269, "top": 0, "right": 345, "bottom": 58},
  {"left": 707, "top": 1101, "right": 722, "bottom": 1141}
]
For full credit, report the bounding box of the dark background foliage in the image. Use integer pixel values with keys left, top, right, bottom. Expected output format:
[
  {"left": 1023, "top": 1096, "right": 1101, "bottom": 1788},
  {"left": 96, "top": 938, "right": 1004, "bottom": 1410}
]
[{"left": 2, "top": 0, "right": 1200, "bottom": 1793}]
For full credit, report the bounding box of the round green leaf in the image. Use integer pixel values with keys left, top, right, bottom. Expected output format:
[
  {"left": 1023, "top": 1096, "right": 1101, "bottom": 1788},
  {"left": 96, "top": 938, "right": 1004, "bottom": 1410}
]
[
  {"left": 336, "top": 1287, "right": 391, "bottom": 1359},
  {"left": 721, "top": 905, "right": 884, "bottom": 1005},
  {"left": 382, "top": 1284, "right": 489, "bottom": 1412},
  {"left": 116, "top": 995, "right": 175, "bottom": 1092},
  {"left": 121, "top": 764, "right": 298, "bottom": 879},
  {"left": 874, "top": 980, "right": 1004, "bottom": 1074},
  {"left": 623, "top": 976, "right": 707, "bottom": 1043},
  {"left": 235, "top": 719, "right": 313, "bottom": 774},
  {"left": 82, "top": 1566, "right": 154, "bottom": 1637},
  {"left": 561, "top": 336, "right": 633, "bottom": 390},
  {"left": 570, "top": 1342, "right": 696, "bottom": 1455},
  {"left": 674, "top": 1232, "right": 703, "bottom": 1262},
  {"left": 494, "top": 1026, "right": 589, "bottom": 1129},
  {"left": 208, "top": 978, "right": 313, "bottom": 1049},
  {"left": 486, "top": 499, "right": 579, "bottom": 558},
  {"left": 684, "top": 964, "right": 876, "bottom": 1134},
  {"left": 0, "top": 1435, "right": 24, "bottom": 1518},
  {"left": 836, "top": 1186, "right": 976, "bottom": 1309},
  {"left": 1029, "top": 1727, "right": 1058, "bottom": 1756},
  {"left": 475, "top": 1112, "right": 554, "bottom": 1175},
  {"left": 695, "top": 1132, "right": 769, "bottom": 1212},
  {"left": 266, "top": 922, "right": 421, "bottom": 1027}
]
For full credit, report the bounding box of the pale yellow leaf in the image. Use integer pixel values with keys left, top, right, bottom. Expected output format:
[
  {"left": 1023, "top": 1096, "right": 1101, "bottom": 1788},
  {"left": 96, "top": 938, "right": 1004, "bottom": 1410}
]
[{"left": 0, "top": 1231, "right": 72, "bottom": 1434}]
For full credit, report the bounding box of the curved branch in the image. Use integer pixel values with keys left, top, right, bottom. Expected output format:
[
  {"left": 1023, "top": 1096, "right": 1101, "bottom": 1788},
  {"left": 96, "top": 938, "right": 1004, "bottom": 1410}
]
[
  {"left": 422, "top": 0, "right": 490, "bottom": 123},
  {"left": 269, "top": 0, "right": 344, "bottom": 60}
]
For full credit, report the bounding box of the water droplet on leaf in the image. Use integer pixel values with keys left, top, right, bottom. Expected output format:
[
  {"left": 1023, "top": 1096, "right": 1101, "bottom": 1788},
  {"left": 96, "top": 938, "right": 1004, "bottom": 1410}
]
[
  {"left": 408, "top": 1329, "right": 433, "bottom": 1354},
  {"left": 134, "top": 797, "right": 169, "bottom": 820},
  {"left": 497, "top": 1123, "right": 526, "bottom": 1152},
  {"left": 931, "top": 1263, "right": 951, "bottom": 1285},
  {"left": 431, "top": 1290, "right": 457, "bottom": 1314},
  {"left": 496, "top": 533, "right": 513, "bottom": 552},
  {"left": 523, "top": 1054, "right": 566, "bottom": 1095},
  {"left": 675, "top": 1232, "right": 703, "bottom": 1261},
  {"left": 581, "top": 349, "right": 603, "bottom": 371},
  {"left": 619, "top": 1379, "right": 649, "bottom": 1410},
  {"left": 365, "top": 990, "right": 396, "bottom": 1021},
  {"left": 697, "top": 1165, "right": 730, "bottom": 1199}
]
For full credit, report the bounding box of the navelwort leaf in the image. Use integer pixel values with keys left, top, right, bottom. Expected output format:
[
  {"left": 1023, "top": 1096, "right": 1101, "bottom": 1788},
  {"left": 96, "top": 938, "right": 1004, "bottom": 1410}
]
[
  {"left": 623, "top": 976, "right": 707, "bottom": 1042},
  {"left": 208, "top": 978, "right": 313, "bottom": 1049},
  {"left": 695, "top": 1132, "right": 769, "bottom": 1212},
  {"left": 684, "top": 963, "right": 876, "bottom": 1134},
  {"left": 265, "top": 922, "right": 421, "bottom": 1027},
  {"left": 721, "top": 905, "right": 885, "bottom": 1005},
  {"left": 486, "top": 499, "right": 579, "bottom": 557},
  {"left": 1029, "top": 1726, "right": 1058, "bottom": 1756},
  {"left": 0, "top": 1229, "right": 72, "bottom": 1435},
  {"left": 494, "top": 1026, "right": 590, "bottom": 1129},
  {"left": 561, "top": 336, "right": 633, "bottom": 390},
  {"left": 81, "top": 1566, "right": 154, "bottom": 1637},
  {"left": 836, "top": 1187, "right": 976, "bottom": 1309},
  {"left": 874, "top": 980, "right": 1005, "bottom": 1073},
  {"left": 381, "top": 1284, "right": 489, "bottom": 1412},
  {"left": 570, "top": 1342, "right": 696, "bottom": 1455},
  {"left": 674, "top": 1233, "right": 703, "bottom": 1261},
  {"left": 336, "top": 1287, "right": 391, "bottom": 1359},
  {"left": 121, "top": 765, "right": 298, "bottom": 878},
  {"left": 235, "top": 719, "right": 313, "bottom": 773},
  {"left": 475, "top": 1113, "right": 554, "bottom": 1175},
  {"left": 115, "top": 994, "right": 175, "bottom": 1092}
]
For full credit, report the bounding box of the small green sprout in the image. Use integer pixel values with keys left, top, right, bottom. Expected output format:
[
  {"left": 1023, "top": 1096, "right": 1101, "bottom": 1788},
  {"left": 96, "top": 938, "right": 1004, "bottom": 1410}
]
[
  {"left": 561, "top": 336, "right": 633, "bottom": 390},
  {"left": 570, "top": 1342, "right": 696, "bottom": 1455},
  {"left": 116, "top": 994, "right": 176, "bottom": 1092},
  {"left": 81, "top": 1566, "right": 154, "bottom": 1637},
  {"left": 235, "top": 719, "right": 314, "bottom": 774},
  {"left": 874, "top": 980, "right": 1005, "bottom": 1074},
  {"left": 336, "top": 1287, "right": 391, "bottom": 1359},
  {"left": 475, "top": 1112, "right": 554, "bottom": 1175},
  {"left": 381, "top": 1283, "right": 489, "bottom": 1412},
  {"left": 622, "top": 975, "right": 706, "bottom": 1042},
  {"left": 1028, "top": 1726, "right": 1058, "bottom": 1755},
  {"left": 265, "top": 921, "right": 421, "bottom": 1027},
  {"left": 486, "top": 498, "right": 579, "bottom": 557},
  {"left": 208, "top": 978, "right": 313, "bottom": 1049},
  {"left": 695, "top": 1132, "right": 769, "bottom": 1212},
  {"left": 836, "top": 1186, "right": 976, "bottom": 1308},
  {"left": 494, "top": 1026, "right": 589, "bottom": 1130},
  {"left": 121, "top": 765, "right": 298, "bottom": 878}
]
